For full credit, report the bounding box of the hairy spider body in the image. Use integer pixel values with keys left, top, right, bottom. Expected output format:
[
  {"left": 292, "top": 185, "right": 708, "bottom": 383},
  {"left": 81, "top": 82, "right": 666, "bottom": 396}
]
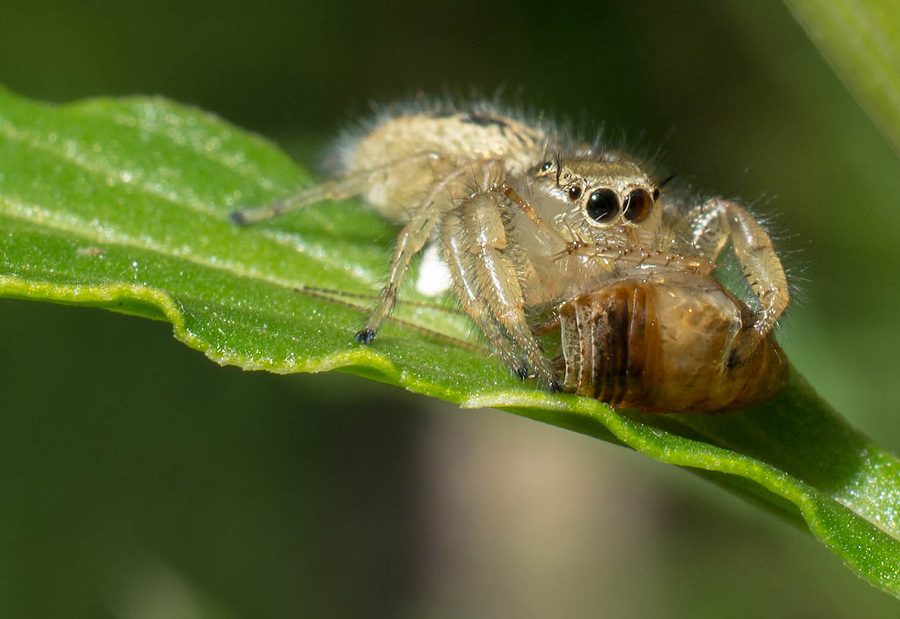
[{"left": 233, "top": 101, "right": 789, "bottom": 412}]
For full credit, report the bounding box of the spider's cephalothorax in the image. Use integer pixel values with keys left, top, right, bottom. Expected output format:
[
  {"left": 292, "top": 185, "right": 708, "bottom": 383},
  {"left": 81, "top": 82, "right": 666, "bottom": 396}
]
[{"left": 233, "top": 102, "right": 788, "bottom": 412}]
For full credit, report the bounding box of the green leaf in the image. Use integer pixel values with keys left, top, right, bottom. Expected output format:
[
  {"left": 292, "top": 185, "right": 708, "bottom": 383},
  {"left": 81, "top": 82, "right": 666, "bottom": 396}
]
[
  {"left": 1, "top": 86, "right": 899, "bottom": 597},
  {"left": 784, "top": 0, "right": 900, "bottom": 154}
]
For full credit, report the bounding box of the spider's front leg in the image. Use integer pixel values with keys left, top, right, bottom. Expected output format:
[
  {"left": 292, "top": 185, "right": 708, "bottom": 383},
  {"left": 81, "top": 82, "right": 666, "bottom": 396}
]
[
  {"left": 440, "top": 187, "right": 557, "bottom": 388},
  {"left": 354, "top": 160, "right": 500, "bottom": 343},
  {"left": 690, "top": 197, "right": 789, "bottom": 366}
]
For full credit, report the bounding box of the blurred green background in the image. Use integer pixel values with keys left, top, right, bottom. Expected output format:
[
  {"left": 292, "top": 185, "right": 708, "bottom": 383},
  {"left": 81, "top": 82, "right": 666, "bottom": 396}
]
[{"left": 2, "top": 0, "right": 900, "bottom": 617}]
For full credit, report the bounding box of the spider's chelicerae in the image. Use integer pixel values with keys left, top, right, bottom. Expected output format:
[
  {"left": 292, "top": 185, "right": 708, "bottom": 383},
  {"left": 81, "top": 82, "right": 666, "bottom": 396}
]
[{"left": 233, "top": 100, "right": 788, "bottom": 412}]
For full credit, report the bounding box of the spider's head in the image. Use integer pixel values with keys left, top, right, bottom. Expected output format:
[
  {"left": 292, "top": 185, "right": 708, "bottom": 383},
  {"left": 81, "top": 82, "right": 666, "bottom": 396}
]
[{"left": 521, "top": 158, "right": 662, "bottom": 240}]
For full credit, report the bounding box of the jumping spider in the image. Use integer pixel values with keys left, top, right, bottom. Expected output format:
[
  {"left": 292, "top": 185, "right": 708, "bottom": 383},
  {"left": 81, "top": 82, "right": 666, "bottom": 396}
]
[{"left": 233, "top": 101, "right": 788, "bottom": 412}]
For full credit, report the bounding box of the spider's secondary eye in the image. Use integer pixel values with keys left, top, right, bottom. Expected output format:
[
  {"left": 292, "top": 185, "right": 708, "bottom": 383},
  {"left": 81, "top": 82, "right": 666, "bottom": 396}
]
[
  {"left": 586, "top": 188, "right": 619, "bottom": 223},
  {"left": 541, "top": 161, "right": 553, "bottom": 172},
  {"left": 567, "top": 185, "right": 583, "bottom": 201},
  {"left": 623, "top": 188, "right": 654, "bottom": 223},
  {"left": 652, "top": 187, "right": 661, "bottom": 201}
]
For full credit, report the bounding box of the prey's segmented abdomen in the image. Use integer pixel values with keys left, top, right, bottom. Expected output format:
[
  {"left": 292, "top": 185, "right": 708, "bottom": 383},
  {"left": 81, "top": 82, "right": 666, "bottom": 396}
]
[{"left": 557, "top": 273, "right": 787, "bottom": 412}]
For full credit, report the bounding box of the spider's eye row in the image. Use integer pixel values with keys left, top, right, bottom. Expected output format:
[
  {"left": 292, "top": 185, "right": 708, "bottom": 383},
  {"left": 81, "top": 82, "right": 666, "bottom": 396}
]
[
  {"left": 567, "top": 185, "right": 583, "bottom": 201},
  {"left": 586, "top": 188, "right": 619, "bottom": 223},
  {"left": 623, "top": 188, "right": 654, "bottom": 223}
]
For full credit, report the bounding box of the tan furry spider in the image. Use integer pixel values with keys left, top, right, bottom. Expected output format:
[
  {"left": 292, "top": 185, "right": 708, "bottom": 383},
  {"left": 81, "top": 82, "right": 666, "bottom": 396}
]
[{"left": 233, "top": 100, "right": 788, "bottom": 412}]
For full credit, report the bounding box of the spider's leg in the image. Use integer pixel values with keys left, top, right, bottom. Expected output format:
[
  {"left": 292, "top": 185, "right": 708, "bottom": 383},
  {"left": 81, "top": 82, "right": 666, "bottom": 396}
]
[
  {"left": 690, "top": 197, "right": 788, "bottom": 365},
  {"left": 230, "top": 152, "right": 442, "bottom": 225},
  {"left": 355, "top": 159, "right": 501, "bottom": 343},
  {"left": 231, "top": 174, "right": 371, "bottom": 225},
  {"left": 441, "top": 188, "right": 556, "bottom": 387}
]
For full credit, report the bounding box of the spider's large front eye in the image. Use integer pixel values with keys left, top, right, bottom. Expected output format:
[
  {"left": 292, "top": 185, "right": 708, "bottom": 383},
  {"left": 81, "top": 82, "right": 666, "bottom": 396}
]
[
  {"left": 586, "top": 188, "right": 619, "bottom": 223},
  {"left": 623, "top": 188, "right": 654, "bottom": 223},
  {"left": 567, "top": 185, "right": 583, "bottom": 201}
]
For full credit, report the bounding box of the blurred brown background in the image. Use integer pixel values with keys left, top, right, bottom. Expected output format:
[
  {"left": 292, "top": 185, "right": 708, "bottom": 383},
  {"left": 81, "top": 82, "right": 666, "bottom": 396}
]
[{"left": 1, "top": 1, "right": 899, "bottom": 617}]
